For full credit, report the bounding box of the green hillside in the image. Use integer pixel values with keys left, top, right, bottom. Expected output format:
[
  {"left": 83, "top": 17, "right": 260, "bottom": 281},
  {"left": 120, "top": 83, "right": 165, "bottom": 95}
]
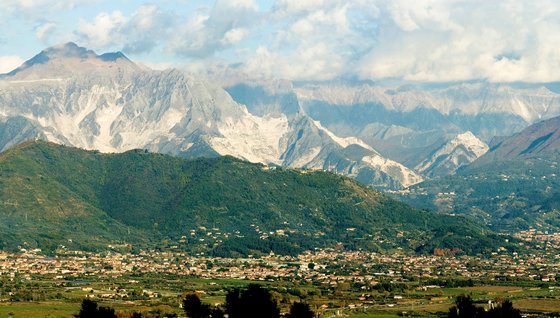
[
  {"left": 0, "top": 141, "right": 510, "bottom": 255},
  {"left": 397, "top": 155, "right": 560, "bottom": 232}
]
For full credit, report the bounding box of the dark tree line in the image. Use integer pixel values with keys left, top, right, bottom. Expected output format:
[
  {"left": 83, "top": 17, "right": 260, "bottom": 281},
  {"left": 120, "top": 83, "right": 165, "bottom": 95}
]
[
  {"left": 75, "top": 284, "right": 314, "bottom": 318},
  {"left": 184, "top": 284, "right": 313, "bottom": 318},
  {"left": 448, "top": 295, "right": 521, "bottom": 318},
  {"left": 74, "top": 299, "right": 118, "bottom": 318}
]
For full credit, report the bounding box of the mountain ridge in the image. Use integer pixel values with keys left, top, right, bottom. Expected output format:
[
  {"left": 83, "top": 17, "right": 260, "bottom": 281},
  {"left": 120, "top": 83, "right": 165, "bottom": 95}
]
[
  {"left": 0, "top": 140, "right": 512, "bottom": 255},
  {"left": 471, "top": 116, "right": 560, "bottom": 167},
  {"left": 3, "top": 42, "right": 141, "bottom": 80},
  {"left": 2, "top": 43, "right": 559, "bottom": 187}
]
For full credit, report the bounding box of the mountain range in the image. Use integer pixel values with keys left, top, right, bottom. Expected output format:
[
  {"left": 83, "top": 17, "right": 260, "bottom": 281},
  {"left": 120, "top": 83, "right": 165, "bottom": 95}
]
[
  {"left": 0, "top": 43, "right": 421, "bottom": 189},
  {"left": 3, "top": 43, "right": 560, "bottom": 189},
  {"left": 293, "top": 82, "right": 560, "bottom": 176}
]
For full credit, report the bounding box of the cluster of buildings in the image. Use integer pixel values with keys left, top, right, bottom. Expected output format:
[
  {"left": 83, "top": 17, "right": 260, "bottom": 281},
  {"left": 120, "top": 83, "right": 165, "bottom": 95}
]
[{"left": 0, "top": 239, "right": 559, "bottom": 286}]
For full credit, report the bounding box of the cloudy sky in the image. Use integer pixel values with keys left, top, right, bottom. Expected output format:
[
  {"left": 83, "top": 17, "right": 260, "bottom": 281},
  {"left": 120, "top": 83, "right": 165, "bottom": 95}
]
[{"left": 1, "top": 0, "right": 559, "bottom": 83}]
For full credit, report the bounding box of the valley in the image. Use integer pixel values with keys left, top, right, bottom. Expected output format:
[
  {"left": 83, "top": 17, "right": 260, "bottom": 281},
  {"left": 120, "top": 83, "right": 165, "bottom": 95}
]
[{"left": 0, "top": 39, "right": 559, "bottom": 318}]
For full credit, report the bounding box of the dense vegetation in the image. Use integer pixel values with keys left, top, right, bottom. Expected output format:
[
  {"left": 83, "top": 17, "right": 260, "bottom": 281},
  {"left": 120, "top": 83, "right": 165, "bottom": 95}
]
[
  {"left": 397, "top": 155, "right": 560, "bottom": 231},
  {"left": 0, "top": 141, "right": 511, "bottom": 255}
]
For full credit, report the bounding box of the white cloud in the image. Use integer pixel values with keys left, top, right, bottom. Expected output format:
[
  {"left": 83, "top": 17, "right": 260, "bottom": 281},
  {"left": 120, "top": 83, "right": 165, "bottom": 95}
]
[
  {"left": 239, "top": 1, "right": 373, "bottom": 81},
  {"left": 221, "top": 28, "right": 248, "bottom": 46},
  {"left": 35, "top": 21, "right": 57, "bottom": 42},
  {"left": 272, "top": 0, "right": 329, "bottom": 17},
  {"left": 242, "top": 0, "right": 560, "bottom": 83},
  {"left": 76, "top": 4, "right": 173, "bottom": 54},
  {"left": 77, "top": 11, "right": 127, "bottom": 48},
  {"left": 5, "top": 0, "right": 560, "bottom": 83},
  {"left": 168, "top": 0, "right": 261, "bottom": 57},
  {"left": 225, "top": 0, "right": 259, "bottom": 10},
  {"left": 75, "top": 1, "right": 259, "bottom": 57},
  {"left": 0, "top": 56, "right": 24, "bottom": 73}
]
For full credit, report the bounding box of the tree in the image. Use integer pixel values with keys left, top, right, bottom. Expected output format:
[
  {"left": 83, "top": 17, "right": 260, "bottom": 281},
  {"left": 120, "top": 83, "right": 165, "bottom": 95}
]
[
  {"left": 97, "top": 307, "right": 117, "bottom": 318},
  {"left": 74, "top": 299, "right": 117, "bottom": 318},
  {"left": 225, "top": 284, "right": 280, "bottom": 318},
  {"left": 225, "top": 288, "right": 242, "bottom": 318},
  {"left": 210, "top": 307, "right": 224, "bottom": 318},
  {"left": 287, "top": 302, "right": 314, "bottom": 318},
  {"left": 448, "top": 295, "right": 482, "bottom": 318},
  {"left": 183, "top": 293, "right": 222, "bottom": 318},
  {"left": 183, "top": 293, "right": 211, "bottom": 318},
  {"left": 75, "top": 299, "right": 98, "bottom": 318}
]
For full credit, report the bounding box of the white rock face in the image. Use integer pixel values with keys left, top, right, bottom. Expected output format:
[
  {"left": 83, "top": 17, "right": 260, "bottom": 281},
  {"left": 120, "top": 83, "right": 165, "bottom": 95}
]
[
  {"left": 0, "top": 43, "right": 422, "bottom": 189},
  {"left": 312, "top": 119, "right": 374, "bottom": 151},
  {"left": 415, "top": 131, "right": 489, "bottom": 177},
  {"left": 361, "top": 154, "right": 424, "bottom": 188},
  {"left": 209, "top": 114, "right": 290, "bottom": 165}
]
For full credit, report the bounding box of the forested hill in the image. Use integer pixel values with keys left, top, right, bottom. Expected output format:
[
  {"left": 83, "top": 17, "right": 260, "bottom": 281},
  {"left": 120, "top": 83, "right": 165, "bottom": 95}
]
[{"left": 0, "top": 141, "right": 510, "bottom": 255}]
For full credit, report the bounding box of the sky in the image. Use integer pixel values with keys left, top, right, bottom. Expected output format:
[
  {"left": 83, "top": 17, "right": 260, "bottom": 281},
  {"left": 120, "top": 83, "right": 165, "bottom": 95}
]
[{"left": 1, "top": 0, "right": 560, "bottom": 83}]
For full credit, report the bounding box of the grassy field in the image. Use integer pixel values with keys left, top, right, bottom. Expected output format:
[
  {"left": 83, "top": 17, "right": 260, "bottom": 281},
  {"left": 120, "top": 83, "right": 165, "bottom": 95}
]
[
  {"left": 465, "top": 286, "right": 524, "bottom": 293},
  {"left": 0, "top": 275, "right": 558, "bottom": 318},
  {"left": 0, "top": 302, "right": 79, "bottom": 318},
  {"left": 513, "top": 298, "right": 560, "bottom": 312}
]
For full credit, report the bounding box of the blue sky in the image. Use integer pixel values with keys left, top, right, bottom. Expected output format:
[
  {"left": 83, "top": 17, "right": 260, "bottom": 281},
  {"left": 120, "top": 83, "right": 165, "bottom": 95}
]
[{"left": 1, "top": 0, "right": 560, "bottom": 83}]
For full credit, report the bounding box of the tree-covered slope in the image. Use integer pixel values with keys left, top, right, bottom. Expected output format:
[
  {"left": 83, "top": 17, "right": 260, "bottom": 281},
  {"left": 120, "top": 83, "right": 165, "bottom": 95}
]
[
  {"left": 0, "top": 141, "right": 509, "bottom": 255},
  {"left": 397, "top": 155, "right": 560, "bottom": 232},
  {"left": 0, "top": 141, "right": 146, "bottom": 251}
]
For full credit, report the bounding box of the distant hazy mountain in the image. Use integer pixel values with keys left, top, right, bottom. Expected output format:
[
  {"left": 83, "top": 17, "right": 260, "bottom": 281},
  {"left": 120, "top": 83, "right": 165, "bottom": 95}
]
[
  {"left": 0, "top": 141, "right": 511, "bottom": 255},
  {"left": 396, "top": 116, "right": 560, "bottom": 231},
  {"left": 0, "top": 43, "right": 421, "bottom": 189},
  {"left": 295, "top": 82, "right": 560, "bottom": 135},
  {"left": 292, "top": 82, "right": 560, "bottom": 177}
]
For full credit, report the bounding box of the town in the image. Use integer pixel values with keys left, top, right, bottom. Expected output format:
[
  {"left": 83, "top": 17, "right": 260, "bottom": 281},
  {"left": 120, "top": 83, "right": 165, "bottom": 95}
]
[{"left": 1, "top": 228, "right": 560, "bottom": 317}]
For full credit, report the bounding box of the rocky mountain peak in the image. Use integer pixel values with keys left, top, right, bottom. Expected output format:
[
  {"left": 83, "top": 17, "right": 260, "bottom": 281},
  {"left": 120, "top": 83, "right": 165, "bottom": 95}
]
[
  {"left": 3, "top": 42, "right": 139, "bottom": 79},
  {"left": 38, "top": 42, "right": 95, "bottom": 60},
  {"left": 414, "top": 131, "right": 489, "bottom": 177}
]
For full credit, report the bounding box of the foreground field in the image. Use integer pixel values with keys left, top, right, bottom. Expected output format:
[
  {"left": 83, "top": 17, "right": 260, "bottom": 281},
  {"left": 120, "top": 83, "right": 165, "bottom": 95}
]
[
  {"left": 513, "top": 298, "right": 560, "bottom": 312},
  {"left": 0, "top": 302, "right": 78, "bottom": 318},
  {"left": 0, "top": 278, "right": 559, "bottom": 318},
  {"left": 1, "top": 247, "right": 560, "bottom": 317}
]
